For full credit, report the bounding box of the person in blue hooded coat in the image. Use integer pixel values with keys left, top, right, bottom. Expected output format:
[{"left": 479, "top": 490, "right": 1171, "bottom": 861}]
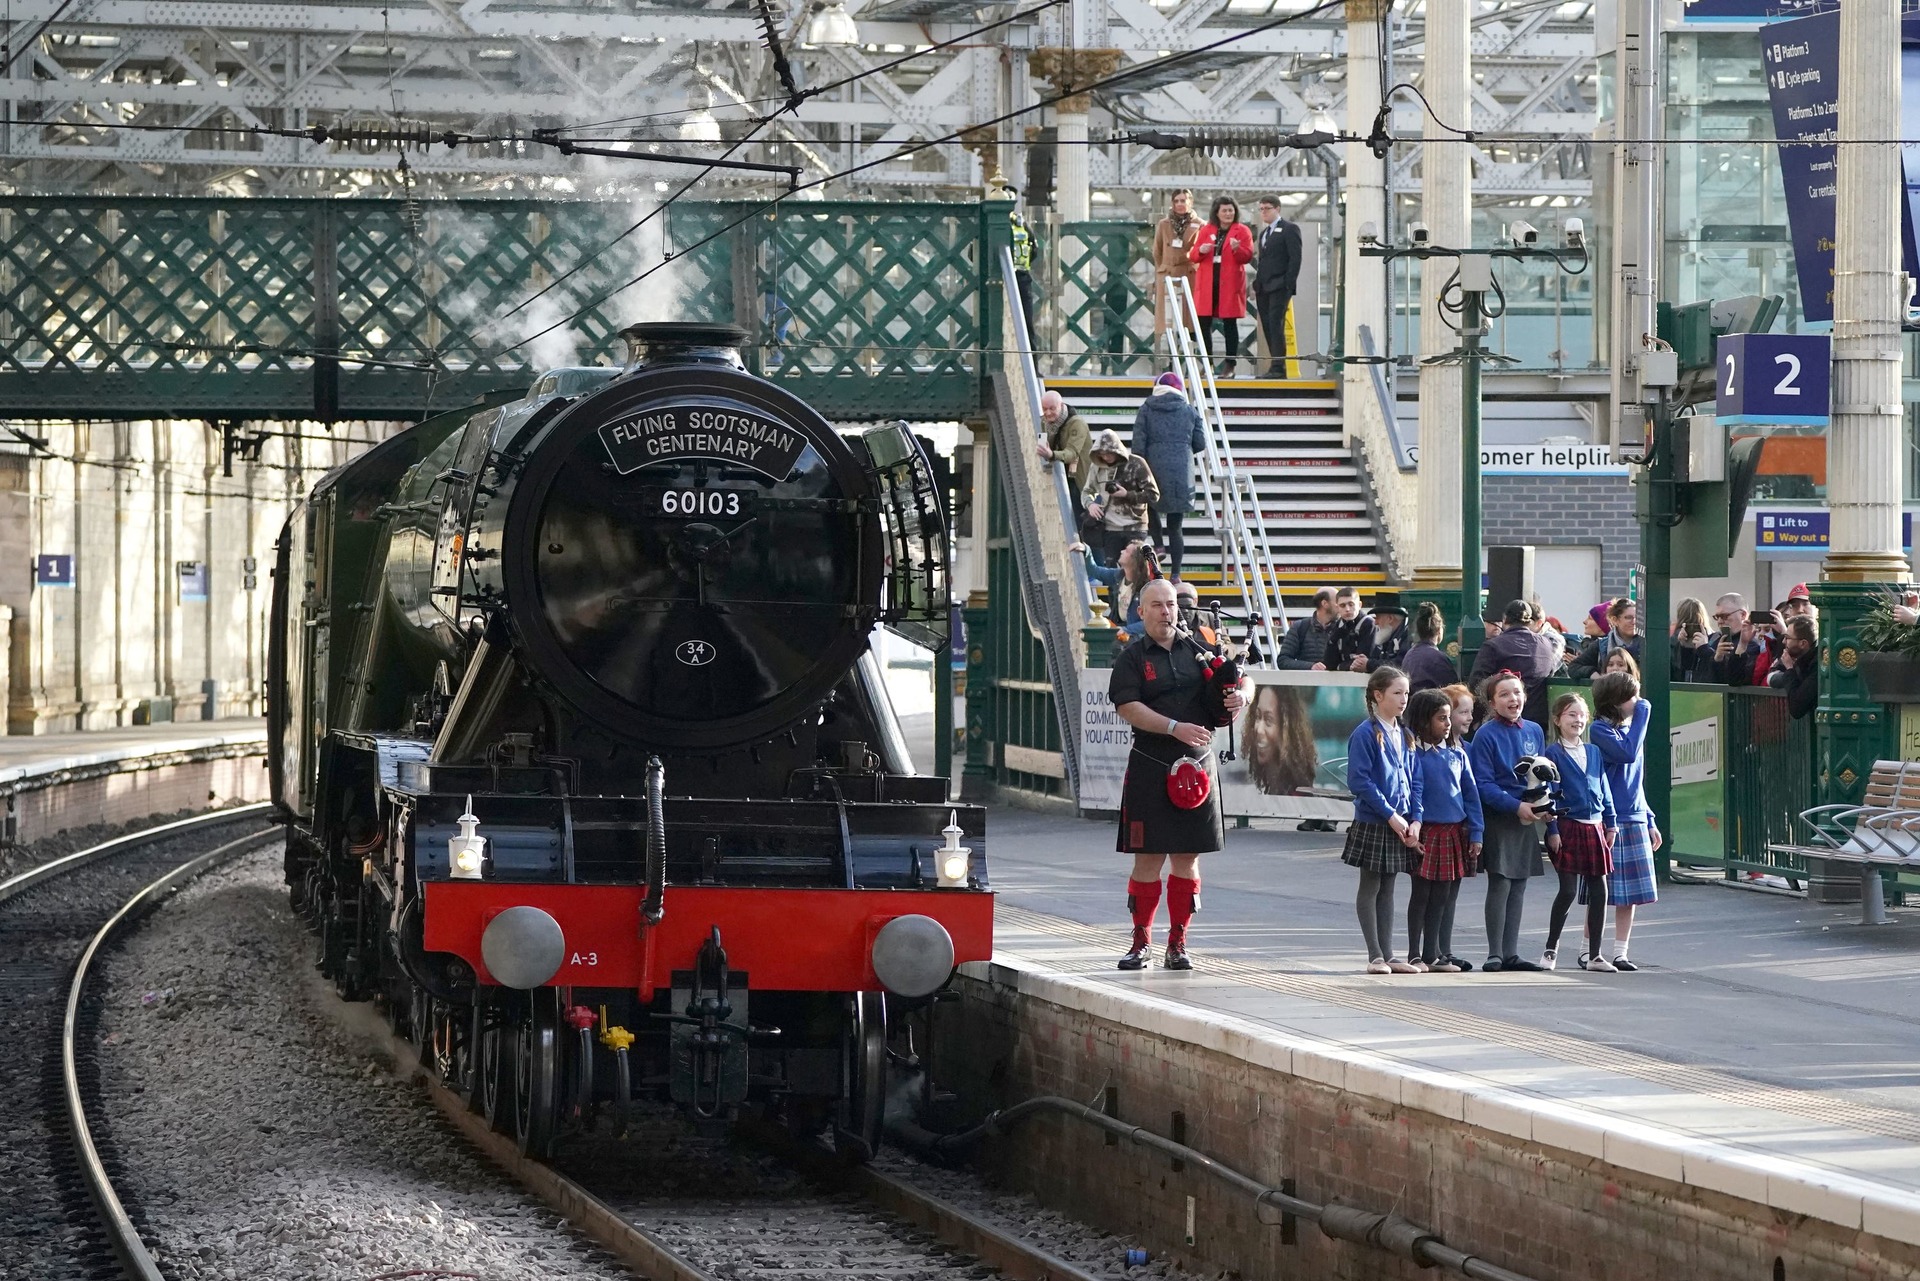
[{"left": 1131, "top": 370, "right": 1207, "bottom": 580}]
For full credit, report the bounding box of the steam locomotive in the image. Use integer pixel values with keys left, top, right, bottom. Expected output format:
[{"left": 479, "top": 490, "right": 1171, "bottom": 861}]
[{"left": 268, "top": 322, "right": 990, "bottom": 1159}]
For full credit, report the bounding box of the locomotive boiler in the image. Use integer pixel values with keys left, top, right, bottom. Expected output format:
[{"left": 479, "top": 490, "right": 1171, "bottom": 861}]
[{"left": 268, "top": 322, "right": 989, "bottom": 1160}]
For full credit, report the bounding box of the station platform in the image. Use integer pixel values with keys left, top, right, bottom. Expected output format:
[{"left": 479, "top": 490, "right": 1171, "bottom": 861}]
[
  {"left": 978, "top": 804, "right": 1920, "bottom": 1248},
  {"left": 0, "top": 717, "right": 265, "bottom": 784}
]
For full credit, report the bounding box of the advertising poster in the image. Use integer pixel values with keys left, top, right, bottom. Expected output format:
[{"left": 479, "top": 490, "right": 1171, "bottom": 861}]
[
  {"left": 1076, "top": 668, "right": 1369, "bottom": 821},
  {"left": 1666, "top": 689, "right": 1725, "bottom": 864}
]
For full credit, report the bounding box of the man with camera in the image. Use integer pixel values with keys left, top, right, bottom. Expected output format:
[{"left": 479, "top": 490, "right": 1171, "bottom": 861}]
[
  {"left": 1706, "top": 593, "right": 1780, "bottom": 686},
  {"left": 1081, "top": 429, "right": 1160, "bottom": 568},
  {"left": 1768, "top": 616, "right": 1819, "bottom": 719}
]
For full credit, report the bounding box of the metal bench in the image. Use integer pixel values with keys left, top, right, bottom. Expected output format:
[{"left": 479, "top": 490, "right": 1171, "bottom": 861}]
[{"left": 1769, "top": 759, "right": 1920, "bottom": 925}]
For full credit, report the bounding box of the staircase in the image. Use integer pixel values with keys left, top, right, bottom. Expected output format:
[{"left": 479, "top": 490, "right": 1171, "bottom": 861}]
[{"left": 1045, "top": 375, "right": 1392, "bottom": 605}]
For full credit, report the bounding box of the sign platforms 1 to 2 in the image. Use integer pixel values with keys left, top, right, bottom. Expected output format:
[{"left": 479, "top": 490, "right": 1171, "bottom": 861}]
[{"left": 1717, "top": 332, "right": 1830, "bottom": 427}]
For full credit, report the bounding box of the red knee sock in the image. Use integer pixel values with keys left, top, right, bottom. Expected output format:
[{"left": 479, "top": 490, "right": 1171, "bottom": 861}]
[
  {"left": 1166, "top": 876, "right": 1201, "bottom": 946},
  {"left": 1126, "top": 878, "right": 1163, "bottom": 949}
]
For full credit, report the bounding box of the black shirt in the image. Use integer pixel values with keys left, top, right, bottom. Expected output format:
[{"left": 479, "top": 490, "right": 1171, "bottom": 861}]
[{"left": 1110, "top": 631, "right": 1213, "bottom": 756}]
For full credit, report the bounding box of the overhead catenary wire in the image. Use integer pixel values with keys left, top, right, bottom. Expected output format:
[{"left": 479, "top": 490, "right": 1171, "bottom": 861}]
[{"left": 476, "top": 0, "right": 1356, "bottom": 363}]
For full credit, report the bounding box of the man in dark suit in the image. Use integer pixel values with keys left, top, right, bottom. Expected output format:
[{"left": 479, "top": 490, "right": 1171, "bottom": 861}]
[{"left": 1252, "top": 195, "right": 1303, "bottom": 377}]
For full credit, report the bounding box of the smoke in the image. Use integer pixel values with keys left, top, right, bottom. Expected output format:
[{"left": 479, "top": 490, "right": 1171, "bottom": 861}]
[{"left": 429, "top": 169, "right": 692, "bottom": 376}]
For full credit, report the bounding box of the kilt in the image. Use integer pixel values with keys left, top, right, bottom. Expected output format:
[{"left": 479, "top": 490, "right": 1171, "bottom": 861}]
[
  {"left": 1414, "top": 821, "right": 1477, "bottom": 882},
  {"left": 1117, "top": 744, "right": 1224, "bottom": 854},
  {"left": 1340, "top": 820, "right": 1416, "bottom": 874},
  {"left": 1550, "top": 819, "right": 1613, "bottom": 877},
  {"left": 1600, "top": 821, "right": 1657, "bottom": 905},
  {"left": 1480, "top": 810, "right": 1544, "bottom": 879}
]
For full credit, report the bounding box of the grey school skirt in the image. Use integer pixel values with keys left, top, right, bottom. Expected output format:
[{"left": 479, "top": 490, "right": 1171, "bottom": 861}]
[{"left": 1480, "top": 811, "right": 1544, "bottom": 879}]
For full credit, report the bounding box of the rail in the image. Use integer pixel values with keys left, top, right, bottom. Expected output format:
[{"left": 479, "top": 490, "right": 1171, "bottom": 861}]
[
  {"left": 1344, "top": 324, "right": 1415, "bottom": 579},
  {"left": 1165, "top": 275, "right": 1286, "bottom": 659},
  {"left": 993, "top": 244, "right": 1089, "bottom": 795},
  {"left": 44, "top": 808, "right": 277, "bottom": 1281}
]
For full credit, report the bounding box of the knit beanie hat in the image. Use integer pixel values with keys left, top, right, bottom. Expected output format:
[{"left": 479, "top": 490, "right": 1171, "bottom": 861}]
[
  {"left": 1588, "top": 603, "right": 1611, "bottom": 632},
  {"left": 1155, "top": 371, "right": 1184, "bottom": 392}
]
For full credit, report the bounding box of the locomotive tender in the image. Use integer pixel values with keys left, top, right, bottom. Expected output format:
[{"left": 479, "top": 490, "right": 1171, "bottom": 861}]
[{"left": 268, "top": 322, "right": 990, "bottom": 1159}]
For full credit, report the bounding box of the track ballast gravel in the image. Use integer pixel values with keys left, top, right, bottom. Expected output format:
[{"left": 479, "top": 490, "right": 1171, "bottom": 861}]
[
  {"left": 85, "top": 841, "right": 1205, "bottom": 1281},
  {"left": 90, "top": 847, "right": 635, "bottom": 1281},
  {"left": 0, "top": 812, "right": 269, "bottom": 1281}
]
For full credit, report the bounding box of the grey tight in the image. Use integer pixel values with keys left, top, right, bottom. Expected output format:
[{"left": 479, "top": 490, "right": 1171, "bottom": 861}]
[
  {"left": 1483, "top": 872, "right": 1529, "bottom": 961},
  {"left": 1356, "top": 869, "right": 1399, "bottom": 962}
]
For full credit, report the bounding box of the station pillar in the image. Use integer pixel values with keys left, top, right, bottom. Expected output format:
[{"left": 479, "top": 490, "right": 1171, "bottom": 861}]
[
  {"left": 1030, "top": 49, "right": 1123, "bottom": 224},
  {"left": 1815, "top": 0, "right": 1911, "bottom": 809},
  {"left": 1405, "top": 0, "right": 1470, "bottom": 638},
  {"left": 1341, "top": 0, "right": 1389, "bottom": 429}
]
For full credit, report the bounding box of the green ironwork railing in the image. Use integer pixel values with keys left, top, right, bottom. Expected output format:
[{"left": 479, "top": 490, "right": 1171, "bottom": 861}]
[{"left": 0, "top": 198, "right": 995, "bottom": 421}]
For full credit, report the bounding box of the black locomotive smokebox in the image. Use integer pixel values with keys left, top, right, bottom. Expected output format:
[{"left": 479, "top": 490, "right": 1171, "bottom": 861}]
[
  {"left": 495, "top": 348, "right": 886, "bottom": 751},
  {"left": 620, "top": 322, "right": 750, "bottom": 367}
]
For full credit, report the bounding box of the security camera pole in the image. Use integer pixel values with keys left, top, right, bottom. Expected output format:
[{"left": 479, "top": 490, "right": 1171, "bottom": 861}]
[{"left": 1361, "top": 224, "right": 1589, "bottom": 671}]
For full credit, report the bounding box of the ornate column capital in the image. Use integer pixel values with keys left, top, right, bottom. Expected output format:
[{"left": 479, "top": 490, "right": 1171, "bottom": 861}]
[
  {"left": 960, "top": 127, "right": 1003, "bottom": 187},
  {"left": 1030, "top": 47, "right": 1125, "bottom": 115}
]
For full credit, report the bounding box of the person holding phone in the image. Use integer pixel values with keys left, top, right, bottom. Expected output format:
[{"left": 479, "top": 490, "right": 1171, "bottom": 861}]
[{"left": 1707, "top": 593, "right": 1778, "bottom": 686}]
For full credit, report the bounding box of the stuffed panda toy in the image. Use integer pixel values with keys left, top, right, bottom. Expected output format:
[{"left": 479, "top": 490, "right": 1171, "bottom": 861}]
[{"left": 1511, "top": 754, "right": 1561, "bottom": 820}]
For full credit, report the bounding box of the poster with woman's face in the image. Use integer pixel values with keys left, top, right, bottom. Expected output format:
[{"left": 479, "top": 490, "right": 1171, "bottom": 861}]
[{"left": 1219, "top": 671, "right": 1371, "bottom": 820}]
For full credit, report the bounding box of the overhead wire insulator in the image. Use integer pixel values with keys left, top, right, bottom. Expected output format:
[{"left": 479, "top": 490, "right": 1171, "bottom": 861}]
[{"left": 1130, "top": 124, "right": 1343, "bottom": 156}]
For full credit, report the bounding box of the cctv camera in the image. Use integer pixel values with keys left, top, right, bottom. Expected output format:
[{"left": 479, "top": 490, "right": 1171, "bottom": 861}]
[
  {"left": 1408, "top": 221, "right": 1431, "bottom": 246},
  {"left": 1562, "top": 217, "right": 1586, "bottom": 251},
  {"left": 1507, "top": 220, "right": 1540, "bottom": 246},
  {"left": 1358, "top": 221, "right": 1382, "bottom": 245}
]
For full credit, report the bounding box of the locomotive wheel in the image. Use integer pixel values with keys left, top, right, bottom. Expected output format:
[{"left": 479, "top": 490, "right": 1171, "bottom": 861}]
[
  {"left": 835, "top": 991, "right": 887, "bottom": 1162},
  {"left": 463, "top": 1002, "right": 488, "bottom": 1113},
  {"left": 481, "top": 1012, "right": 519, "bottom": 1134},
  {"left": 514, "top": 988, "right": 561, "bottom": 1159},
  {"left": 410, "top": 985, "right": 434, "bottom": 1056}
]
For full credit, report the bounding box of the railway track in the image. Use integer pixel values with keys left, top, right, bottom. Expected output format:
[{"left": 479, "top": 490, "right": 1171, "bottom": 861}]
[
  {"left": 0, "top": 806, "right": 276, "bottom": 1281},
  {"left": 418, "top": 1073, "right": 1112, "bottom": 1281}
]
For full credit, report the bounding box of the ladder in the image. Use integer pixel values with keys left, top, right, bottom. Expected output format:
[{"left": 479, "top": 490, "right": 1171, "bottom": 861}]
[{"left": 1164, "top": 275, "right": 1286, "bottom": 662}]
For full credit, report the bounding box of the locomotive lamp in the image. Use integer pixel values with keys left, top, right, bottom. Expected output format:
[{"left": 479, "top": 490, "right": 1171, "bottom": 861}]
[
  {"left": 936, "top": 811, "right": 971, "bottom": 888},
  {"left": 449, "top": 796, "right": 487, "bottom": 880}
]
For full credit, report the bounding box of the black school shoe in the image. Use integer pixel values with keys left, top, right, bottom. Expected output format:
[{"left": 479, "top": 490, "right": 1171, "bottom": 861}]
[
  {"left": 1446, "top": 956, "right": 1475, "bottom": 972},
  {"left": 1118, "top": 946, "right": 1149, "bottom": 971},
  {"left": 1611, "top": 956, "right": 1638, "bottom": 972},
  {"left": 1482, "top": 956, "right": 1504, "bottom": 972},
  {"left": 1502, "top": 955, "right": 1544, "bottom": 972}
]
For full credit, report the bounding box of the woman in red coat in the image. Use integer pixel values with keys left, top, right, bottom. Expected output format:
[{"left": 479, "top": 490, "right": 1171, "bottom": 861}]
[{"left": 1187, "top": 196, "right": 1256, "bottom": 377}]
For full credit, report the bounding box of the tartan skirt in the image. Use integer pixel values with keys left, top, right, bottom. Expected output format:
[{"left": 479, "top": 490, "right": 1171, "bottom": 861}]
[
  {"left": 1414, "top": 821, "right": 1477, "bottom": 882},
  {"left": 1550, "top": 820, "right": 1613, "bottom": 877},
  {"left": 1341, "top": 820, "right": 1416, "bottom": 874},
  {"left": 1602, "top": 821, "right": 1657, "bottom": 905}
]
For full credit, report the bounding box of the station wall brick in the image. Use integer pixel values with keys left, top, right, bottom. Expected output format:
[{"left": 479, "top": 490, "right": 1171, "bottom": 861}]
[
  {"left": 1483, "top": 476, "right": 1639, "bottom": 599},
  {"left": 941, "top": 972, "right": 1920, "bottom": 1281}
]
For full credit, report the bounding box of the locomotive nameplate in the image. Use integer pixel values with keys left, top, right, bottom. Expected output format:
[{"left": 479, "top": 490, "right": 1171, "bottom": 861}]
[
  {"left": 598, "top": 403, "right": 806, "bottom": 481},
  {"left": 640, "top": 487, "right": 759, "bottom": 520}
]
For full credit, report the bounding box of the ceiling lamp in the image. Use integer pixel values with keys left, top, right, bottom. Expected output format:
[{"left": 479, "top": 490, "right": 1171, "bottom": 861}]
[{"left": 804, "top": 1, "right": 860, "bottom": 48}]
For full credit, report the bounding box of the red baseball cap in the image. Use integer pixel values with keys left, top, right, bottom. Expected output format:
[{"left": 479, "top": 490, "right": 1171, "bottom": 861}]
[{"left": 1788, "top": 582, "right": 1811, "bottom": 600}]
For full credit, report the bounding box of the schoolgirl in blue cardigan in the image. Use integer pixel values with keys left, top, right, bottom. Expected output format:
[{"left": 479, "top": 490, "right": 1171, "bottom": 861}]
[
  {"left": 1466, "top": 671, "right": 1547, "bottom": 972},
  {"left": 1341, "top": 665, "right": 1418, "bottom": 974},
  {"left": 1405, "top": 689, "right": 1484, "bottom": 972},
  {"left": 1542, "top": 691, "right": 1617, "bottom": 972},
  {"left": 1590, "top": 670, "right": 1660, "bottom": 969}
]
